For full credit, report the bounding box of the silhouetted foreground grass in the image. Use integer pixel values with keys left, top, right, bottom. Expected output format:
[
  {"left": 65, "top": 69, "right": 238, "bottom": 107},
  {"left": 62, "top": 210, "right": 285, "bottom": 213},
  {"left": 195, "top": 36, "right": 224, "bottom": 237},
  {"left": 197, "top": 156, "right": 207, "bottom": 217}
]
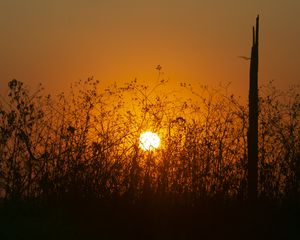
[
  {"left": 0, "top": 78, "right": 299, "bottom": 239},
  {"left": 0, "top": 197, "right": 299, "bottom": 240}
]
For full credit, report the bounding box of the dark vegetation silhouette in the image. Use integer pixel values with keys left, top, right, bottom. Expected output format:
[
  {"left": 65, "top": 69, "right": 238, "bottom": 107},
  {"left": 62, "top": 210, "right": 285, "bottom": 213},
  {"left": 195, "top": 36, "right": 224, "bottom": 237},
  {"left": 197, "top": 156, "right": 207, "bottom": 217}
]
[
  {"left": 248, "top": 15, "right": 259, "bottom": 202},
  {"left": 0, "top": 17, "right": 299, "bottom": 240}
]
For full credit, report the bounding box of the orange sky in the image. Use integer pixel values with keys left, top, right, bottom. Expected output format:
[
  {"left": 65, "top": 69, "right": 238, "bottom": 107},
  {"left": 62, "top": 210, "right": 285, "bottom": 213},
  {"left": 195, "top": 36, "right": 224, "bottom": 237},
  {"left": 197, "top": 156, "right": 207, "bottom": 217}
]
[{"left": 0, "top": 0, "right": 299, "bottom": 100}]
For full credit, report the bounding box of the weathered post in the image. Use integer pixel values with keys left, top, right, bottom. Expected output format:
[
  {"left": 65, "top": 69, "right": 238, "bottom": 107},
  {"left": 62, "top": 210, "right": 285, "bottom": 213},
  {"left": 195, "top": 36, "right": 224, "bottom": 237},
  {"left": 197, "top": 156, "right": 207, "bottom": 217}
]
[{"left": 248, "top": 15, "right": 259, "bottom": 202}]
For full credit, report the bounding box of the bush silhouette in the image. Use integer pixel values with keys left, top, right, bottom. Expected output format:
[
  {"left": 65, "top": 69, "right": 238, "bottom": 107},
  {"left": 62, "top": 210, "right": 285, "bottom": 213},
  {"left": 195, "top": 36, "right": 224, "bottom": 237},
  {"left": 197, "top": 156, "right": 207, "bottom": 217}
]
[{"left": 0, "top": 77, "right": 299, "bottom": 205}]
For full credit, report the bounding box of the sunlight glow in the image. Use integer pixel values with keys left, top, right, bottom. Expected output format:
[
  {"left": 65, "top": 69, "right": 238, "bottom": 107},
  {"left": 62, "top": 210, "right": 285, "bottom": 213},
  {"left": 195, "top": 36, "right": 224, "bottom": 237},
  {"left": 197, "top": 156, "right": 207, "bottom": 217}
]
[{"left": 139, "top": 131, "right": 160, "bottom": 151}]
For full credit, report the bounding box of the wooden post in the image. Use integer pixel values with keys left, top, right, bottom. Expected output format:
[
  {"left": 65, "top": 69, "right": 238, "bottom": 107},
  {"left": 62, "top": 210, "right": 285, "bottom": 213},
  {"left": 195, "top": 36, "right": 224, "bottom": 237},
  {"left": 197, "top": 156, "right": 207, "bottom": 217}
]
[{"left": 248, "top": 15, "right": 259, "bottom": 202}]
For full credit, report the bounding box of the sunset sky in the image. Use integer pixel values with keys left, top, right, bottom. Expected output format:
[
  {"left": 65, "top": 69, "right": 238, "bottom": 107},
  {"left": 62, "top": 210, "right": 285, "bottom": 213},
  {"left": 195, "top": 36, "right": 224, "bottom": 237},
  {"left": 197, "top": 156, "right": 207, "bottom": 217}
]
[{"left": 0, "top": 0, "right": 299, "bottom": 99}]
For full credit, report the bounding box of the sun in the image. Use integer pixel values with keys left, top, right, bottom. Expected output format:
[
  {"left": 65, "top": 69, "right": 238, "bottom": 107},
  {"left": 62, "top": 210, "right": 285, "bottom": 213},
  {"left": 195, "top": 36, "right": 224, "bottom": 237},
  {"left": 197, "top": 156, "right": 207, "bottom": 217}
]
[{"left": 139, "top": 131, "right": 160, "bottom": 151}]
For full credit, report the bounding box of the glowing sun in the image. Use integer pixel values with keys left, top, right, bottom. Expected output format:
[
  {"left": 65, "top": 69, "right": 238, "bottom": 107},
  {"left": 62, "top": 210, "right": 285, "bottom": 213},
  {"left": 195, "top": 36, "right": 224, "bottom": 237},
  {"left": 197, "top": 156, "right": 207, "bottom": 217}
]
[{"left": 139, "top": 131, "right": 160, "bottom": 151}]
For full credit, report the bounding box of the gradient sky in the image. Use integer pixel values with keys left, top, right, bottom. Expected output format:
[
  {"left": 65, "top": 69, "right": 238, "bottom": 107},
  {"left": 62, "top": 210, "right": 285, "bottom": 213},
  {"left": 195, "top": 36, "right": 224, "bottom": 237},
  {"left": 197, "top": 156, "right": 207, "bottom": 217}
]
[{"left": 1, "top": 0, "right": 299, "bottom": 99}]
